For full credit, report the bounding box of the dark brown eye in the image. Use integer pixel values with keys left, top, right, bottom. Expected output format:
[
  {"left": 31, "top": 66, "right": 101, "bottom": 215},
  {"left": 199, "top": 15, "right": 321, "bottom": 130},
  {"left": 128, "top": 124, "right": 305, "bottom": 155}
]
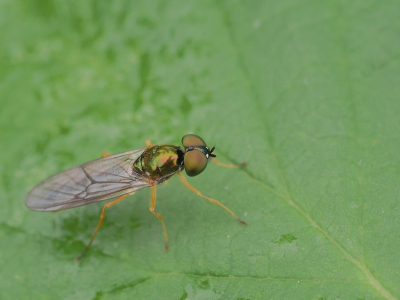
[
  {"left": 184, "top": 150, "right": 208, "bottom": 177},
  {"left": 182, "top": 134, "right": 206, "bottom": 147}
]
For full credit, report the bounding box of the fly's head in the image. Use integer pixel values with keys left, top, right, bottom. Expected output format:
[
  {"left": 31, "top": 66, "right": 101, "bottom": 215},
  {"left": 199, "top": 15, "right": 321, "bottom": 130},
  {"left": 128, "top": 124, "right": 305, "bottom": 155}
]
[{"left": 181, "top": 134, "right": 216, "bottom": 177}]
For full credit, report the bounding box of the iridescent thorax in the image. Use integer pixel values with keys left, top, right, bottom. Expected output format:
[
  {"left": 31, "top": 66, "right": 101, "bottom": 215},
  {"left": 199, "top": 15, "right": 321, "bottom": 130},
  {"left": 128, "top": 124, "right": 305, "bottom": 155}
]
[{"left": 133, "top": 145, "right": 184, "bottom": 179}]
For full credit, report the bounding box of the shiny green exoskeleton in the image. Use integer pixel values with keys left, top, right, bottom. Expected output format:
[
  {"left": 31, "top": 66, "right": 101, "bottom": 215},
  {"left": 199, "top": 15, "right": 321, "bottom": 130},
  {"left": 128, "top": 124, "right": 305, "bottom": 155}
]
[
  {"left": 133, "top": 134, "right": 216, "bottom": 182},
  {"left": 133, "top": 145, "right": 184, "bottom": 179}
]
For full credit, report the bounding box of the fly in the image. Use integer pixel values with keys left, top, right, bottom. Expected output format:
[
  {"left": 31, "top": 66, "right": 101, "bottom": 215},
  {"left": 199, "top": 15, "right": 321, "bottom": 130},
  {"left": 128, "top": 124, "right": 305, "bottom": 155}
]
[{"left": 25, "top": 134, "right": 246, "bottom": 261}]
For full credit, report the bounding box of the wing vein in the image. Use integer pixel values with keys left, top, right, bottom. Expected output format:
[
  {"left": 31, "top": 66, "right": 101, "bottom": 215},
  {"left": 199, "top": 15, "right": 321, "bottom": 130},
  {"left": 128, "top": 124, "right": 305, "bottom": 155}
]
[
  {"left": 25, "top": 148, "right": 148, "bottom": 211},
  {"left": 82, "top": 167, "right": 97, "bottom": 183}
]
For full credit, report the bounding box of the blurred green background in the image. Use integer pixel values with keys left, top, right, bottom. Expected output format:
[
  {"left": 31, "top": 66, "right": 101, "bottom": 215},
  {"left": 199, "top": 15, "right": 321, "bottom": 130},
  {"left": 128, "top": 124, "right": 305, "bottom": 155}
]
[{"left": 1, "top": 0, "right": 400, "bottom": 299}]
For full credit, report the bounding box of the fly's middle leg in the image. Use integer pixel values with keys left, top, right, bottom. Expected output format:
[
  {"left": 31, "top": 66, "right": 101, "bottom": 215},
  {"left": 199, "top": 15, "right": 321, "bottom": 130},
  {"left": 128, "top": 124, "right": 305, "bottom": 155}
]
[{"left": 150, "top": 185, "right": 169, "bottom": 251}]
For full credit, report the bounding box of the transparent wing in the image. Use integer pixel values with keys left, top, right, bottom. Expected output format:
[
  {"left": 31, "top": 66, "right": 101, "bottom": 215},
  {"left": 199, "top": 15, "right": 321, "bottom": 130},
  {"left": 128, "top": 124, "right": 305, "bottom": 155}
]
[{"left": 25, "top": 148, "right": 151, "bottom": 212}]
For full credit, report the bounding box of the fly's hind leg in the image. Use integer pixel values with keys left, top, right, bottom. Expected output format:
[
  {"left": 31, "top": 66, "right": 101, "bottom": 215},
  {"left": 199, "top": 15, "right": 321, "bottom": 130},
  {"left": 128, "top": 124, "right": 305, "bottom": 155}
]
[
  {"left": 150, "top": 185, "right": 169, "bottom": 251},
  {"left": 101, "top": 140, "right": 152, "bottom": 158},
  {"left": 102, "top": 140, "right": 152, "bottom": 158},
  {"left": 177, "top": 172, "right": 246, "bottom": 225},
  {"left": 75, "top": 193, "right": 131, "bottom": 262},
  {"left": 210, "top": 157, "right": 247, "bottom": 169}
]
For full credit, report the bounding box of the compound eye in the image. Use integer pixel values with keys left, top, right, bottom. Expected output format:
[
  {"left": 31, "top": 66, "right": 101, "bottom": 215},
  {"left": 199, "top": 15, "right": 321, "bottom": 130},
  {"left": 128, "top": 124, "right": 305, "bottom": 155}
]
[
  {"left": 182, "top": 134, "right": 206, "bottom": 147},
  {"left": 184, "top": 150, "right": 208, "bottom": 177}
]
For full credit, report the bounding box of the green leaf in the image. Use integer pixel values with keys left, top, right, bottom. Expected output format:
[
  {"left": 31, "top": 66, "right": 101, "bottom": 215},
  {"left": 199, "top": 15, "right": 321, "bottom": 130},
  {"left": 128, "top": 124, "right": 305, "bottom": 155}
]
[{"left": 1, "top": 0, "right": 399, "bottom": 299}]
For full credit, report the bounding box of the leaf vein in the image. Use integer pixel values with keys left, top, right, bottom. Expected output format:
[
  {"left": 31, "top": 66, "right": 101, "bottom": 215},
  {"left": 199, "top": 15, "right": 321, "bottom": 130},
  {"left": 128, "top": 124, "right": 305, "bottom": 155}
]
[{"left": 216, "top": 2, "right": 397, "bottom": 299}]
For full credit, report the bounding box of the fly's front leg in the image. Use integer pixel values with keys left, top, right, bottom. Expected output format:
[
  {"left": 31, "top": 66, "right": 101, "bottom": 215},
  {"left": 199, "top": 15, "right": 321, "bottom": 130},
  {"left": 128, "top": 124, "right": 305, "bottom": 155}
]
[
  {"left": 177, "top": 172, "right": 246, "bottom": 225},
  {"left": 150, "top": 185, "right": 169, "bottom": 251},
  {"left": 210, "top": 157, "right": 246, "bottom": 169},
  {"left": 146, "top": 140, "right": 151, "bottom": 147}
]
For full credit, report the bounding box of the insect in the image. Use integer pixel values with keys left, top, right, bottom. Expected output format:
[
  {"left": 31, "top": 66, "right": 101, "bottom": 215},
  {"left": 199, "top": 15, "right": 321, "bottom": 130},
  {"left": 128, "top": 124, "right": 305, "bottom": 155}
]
[{"left": 25, "top": 134, "right": 246, "bottom": 261}]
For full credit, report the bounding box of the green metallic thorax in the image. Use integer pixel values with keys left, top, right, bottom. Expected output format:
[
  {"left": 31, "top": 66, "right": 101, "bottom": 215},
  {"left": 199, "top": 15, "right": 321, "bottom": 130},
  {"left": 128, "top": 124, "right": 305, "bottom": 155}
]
[{"left": 133, "top": 145, "right": 184, "bottom": 180}]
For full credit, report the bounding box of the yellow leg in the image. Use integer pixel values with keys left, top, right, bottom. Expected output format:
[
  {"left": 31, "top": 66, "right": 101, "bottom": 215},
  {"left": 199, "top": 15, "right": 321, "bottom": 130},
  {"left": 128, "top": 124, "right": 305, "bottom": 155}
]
[
  {"left": 211, "top": 157, "right": 247, "bottom": 168},
  {"left": 150, "top": 186, "right": 169, "bottom": 251},
  {"left": 177, "top": 172, "right": 246, "bottom": 225},
  {"left": 102, "top": 141, "right": 151, "bottom": 159},
  {"left": 75, "top": 194, "right": 131, "bottom": 262}
]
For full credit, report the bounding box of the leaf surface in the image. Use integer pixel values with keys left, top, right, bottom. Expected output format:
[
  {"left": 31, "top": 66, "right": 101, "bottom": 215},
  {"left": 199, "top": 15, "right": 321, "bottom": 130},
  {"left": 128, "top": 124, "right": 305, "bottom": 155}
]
[{"left": 0, "top": 0, "right": 399, "bottom": 299}]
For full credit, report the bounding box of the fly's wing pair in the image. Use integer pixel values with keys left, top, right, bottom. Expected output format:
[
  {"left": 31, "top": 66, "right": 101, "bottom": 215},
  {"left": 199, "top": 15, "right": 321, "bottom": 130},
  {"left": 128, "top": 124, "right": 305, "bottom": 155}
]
[{"left": 25, "top": 148, "right": 151, "bottom": 212}]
